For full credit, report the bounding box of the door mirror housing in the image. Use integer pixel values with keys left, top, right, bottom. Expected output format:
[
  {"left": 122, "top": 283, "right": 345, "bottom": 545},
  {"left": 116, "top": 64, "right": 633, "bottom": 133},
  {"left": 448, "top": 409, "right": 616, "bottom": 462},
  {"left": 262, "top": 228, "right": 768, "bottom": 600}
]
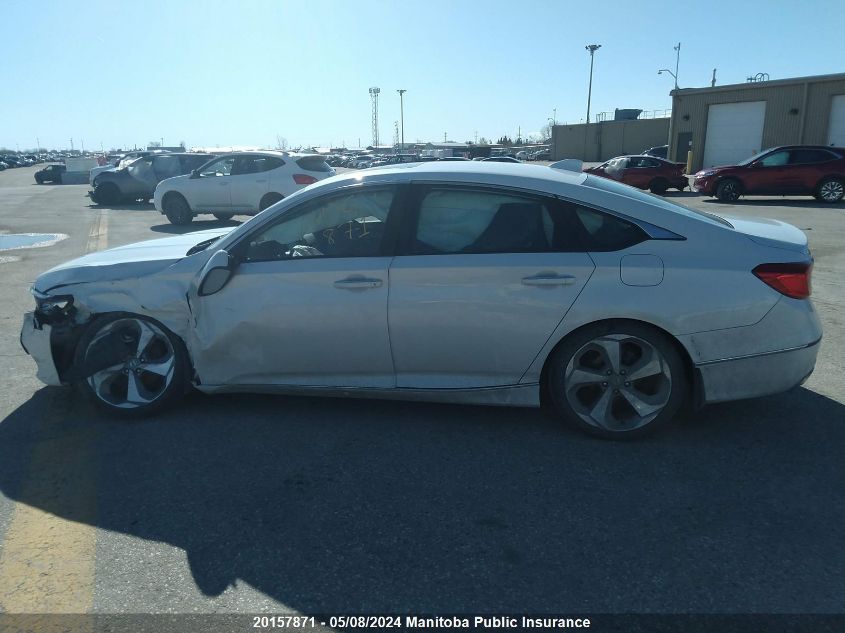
[
  {"left": 190, "top": 168, "right": 201, "bottom": 178},
  {"left": 198, "top": 249, "right": 236, "bottom": 296}
]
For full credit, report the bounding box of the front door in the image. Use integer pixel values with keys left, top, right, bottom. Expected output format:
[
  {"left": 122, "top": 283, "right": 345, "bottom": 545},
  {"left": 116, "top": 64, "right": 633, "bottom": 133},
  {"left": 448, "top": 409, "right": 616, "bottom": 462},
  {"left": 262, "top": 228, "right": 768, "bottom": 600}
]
[
  {"left": 743, "top": 149, "right": 793, "bottom": 194},
  {"left": 188, "top": 185, "right": 401, "bottom": 388},
  {"left": 388, "top": 185, "right": 596, "bottom": 388},
  {"left": 228, "top": 154, "right": 276, "bottom": 213},
  {"left": 189, "top": 156, "right": 235, "bottom": 211}
]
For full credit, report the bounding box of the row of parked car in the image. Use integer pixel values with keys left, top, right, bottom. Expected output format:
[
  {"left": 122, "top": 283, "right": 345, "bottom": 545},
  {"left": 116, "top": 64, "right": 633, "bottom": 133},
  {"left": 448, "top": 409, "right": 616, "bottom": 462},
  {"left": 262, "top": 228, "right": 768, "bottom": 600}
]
[
  {"left": 81, "top": 150, "right": 336, "bottom": 224},
  {"left": 586, "top": 144, "right": 845, "bottom": 203}
]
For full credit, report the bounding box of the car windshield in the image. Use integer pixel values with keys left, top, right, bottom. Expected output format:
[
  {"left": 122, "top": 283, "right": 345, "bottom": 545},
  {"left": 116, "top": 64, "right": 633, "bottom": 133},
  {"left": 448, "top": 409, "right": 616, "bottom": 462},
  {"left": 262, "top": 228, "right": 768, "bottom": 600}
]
[{"left": 583, "top": 175, "right": 733, "bottom": 228}]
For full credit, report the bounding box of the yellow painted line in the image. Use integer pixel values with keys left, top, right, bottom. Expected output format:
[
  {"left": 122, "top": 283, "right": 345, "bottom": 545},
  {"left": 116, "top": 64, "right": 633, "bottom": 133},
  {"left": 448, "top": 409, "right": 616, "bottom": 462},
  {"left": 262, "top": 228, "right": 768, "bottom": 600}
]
[{"left": 0, "top": 212, "right": 108, "bottom": 616}]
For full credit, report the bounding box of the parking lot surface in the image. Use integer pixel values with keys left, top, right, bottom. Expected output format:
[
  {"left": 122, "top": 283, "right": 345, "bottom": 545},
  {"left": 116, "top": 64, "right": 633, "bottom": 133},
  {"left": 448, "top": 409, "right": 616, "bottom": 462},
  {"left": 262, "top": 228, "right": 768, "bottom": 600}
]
[{"left": 0, "top": 164, "right": 843, "bottom": 614}]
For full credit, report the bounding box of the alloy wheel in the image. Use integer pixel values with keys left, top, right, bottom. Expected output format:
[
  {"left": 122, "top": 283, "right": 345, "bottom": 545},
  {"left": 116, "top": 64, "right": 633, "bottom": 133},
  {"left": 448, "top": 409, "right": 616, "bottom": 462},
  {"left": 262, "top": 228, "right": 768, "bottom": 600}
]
[
  {"left": 84, "top": 318, "right": 176, "bottom": 409},
  {"left": 563, "top": 334, "right": 673, "bottom": 432},
  {"left": 819, "top": 180, "right": 844, "bottom": 202}
]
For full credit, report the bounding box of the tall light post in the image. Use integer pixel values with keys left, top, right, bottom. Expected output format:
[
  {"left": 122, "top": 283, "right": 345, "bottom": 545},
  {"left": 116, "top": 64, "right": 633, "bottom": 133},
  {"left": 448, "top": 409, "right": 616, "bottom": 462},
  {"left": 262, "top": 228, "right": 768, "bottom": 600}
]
[
  {"left": 585, "top": 44, "right": 601, "bottom": 124},
  {"left": 397, "top": 89, "right": 406, "bottom": 150},
  {"left": 658, "top": 43, "right": 681, "bottom": 90}
]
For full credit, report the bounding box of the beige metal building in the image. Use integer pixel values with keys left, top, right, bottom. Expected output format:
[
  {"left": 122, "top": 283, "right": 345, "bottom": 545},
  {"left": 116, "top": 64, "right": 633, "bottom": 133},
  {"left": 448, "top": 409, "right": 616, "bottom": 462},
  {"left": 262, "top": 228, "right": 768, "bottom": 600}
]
[
  {"left": 550, "top": 118, "right": 669, "bottom": 162},
  {"left": 669, "top": 72, "right": 845, "bottom": 172}
]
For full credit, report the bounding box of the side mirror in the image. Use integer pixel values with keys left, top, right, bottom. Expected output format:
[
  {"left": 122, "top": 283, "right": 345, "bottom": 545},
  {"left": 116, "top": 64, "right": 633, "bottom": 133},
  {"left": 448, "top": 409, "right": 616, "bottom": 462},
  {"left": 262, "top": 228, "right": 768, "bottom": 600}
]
[
  {"left": 197, "top": 249, "right": 236, "bottom": 296},
  {"left": 190, "top": 169, "right": 200, "bottom": 178}
]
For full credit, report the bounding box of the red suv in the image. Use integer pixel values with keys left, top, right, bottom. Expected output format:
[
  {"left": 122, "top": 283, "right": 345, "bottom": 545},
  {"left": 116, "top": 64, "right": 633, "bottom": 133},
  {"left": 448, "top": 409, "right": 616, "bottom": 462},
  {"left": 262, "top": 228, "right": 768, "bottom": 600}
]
[
  {"left": 584, "top": 155, "right": 687, "bottom": 194},
  {"left": 693, "top": 146, "right": 845, "bottom": 203}
]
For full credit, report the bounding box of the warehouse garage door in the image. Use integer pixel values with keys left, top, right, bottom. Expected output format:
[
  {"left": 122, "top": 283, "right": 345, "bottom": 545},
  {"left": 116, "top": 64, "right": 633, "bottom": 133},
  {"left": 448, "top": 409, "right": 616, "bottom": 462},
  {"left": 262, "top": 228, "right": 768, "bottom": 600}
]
[
  {"left": 702, "top": 101, "right": 766, "bottom": 168},
  {"left": 828, "top": 95, "right": 845, "bottom": 147}
]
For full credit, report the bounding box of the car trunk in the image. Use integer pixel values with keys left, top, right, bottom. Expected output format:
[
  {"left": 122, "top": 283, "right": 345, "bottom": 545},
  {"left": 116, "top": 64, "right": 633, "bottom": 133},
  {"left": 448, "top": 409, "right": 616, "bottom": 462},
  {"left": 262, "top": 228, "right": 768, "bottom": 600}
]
[{"left": 721, "top": 215, "right": 810, "bottom": 254}]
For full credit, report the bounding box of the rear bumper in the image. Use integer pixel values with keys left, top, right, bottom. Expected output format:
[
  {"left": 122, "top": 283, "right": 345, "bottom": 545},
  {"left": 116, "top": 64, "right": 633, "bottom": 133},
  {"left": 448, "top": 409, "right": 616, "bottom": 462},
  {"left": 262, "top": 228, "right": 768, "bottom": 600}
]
[
  {"left": 696, "top": 337, "right": 820, "bottom": 405},
  {"left": 20, "top": 312, "right": 62, "bottom": 386}
]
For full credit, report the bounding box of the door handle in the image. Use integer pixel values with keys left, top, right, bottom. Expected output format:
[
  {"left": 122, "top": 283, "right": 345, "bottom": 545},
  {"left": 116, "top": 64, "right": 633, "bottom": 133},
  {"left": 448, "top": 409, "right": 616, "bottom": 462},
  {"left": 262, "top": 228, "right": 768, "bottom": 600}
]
[
  {"left": 333, "top": 277, "right": 383, "bottom": 289},
  {"left": 521, "top": 274, "right": 576, "bottom": 286}
]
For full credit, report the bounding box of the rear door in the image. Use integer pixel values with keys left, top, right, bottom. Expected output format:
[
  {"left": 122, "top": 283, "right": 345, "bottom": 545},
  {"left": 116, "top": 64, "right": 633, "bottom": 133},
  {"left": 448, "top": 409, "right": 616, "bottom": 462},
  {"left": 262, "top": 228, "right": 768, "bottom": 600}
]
[
  {"left": 387, "top": 185, "right": 596, "bottom": 388},
  {"left": 787, "top": 148, "right": 840, "bottom": 193}
]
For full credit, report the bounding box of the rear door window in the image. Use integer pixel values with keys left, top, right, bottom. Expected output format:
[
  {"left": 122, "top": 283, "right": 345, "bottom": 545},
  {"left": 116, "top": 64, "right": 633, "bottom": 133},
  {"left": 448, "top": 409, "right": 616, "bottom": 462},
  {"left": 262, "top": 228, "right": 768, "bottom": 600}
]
[{"left": 788, "top": 149, "right": 836, "bottom": 164}]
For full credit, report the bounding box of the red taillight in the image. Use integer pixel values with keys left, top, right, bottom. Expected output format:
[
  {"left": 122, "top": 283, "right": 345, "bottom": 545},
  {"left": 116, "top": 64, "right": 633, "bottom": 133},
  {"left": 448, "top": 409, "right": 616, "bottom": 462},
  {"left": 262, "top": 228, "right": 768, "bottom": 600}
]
[
  {"left": 753, "top": 262, "right": 812, "bottom": 299},
  {"left": 293, "top": 174, "right": 318, "bottom": 185}
]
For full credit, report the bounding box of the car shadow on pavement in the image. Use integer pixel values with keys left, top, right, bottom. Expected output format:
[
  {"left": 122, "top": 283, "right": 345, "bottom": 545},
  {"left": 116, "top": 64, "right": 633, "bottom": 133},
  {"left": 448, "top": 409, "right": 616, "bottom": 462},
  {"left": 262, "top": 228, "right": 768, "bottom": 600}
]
[
  {"left": 86, "top": 202, "right": 156, "bottom": 212},
  {"left": 701, "top": 198, "right": 839, "bottom": 209},
  {"left": 150, "top": 220, "right": 242, "bottom": 235},
  {"left": 1, "top": 386, "right": 844, "bottom": 612}
]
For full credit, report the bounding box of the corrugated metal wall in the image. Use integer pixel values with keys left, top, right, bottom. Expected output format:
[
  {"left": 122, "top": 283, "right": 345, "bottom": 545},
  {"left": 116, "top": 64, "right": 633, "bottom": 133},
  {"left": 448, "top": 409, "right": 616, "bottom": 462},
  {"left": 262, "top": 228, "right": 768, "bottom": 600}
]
[
  {"left": 669, "top": 75, "right": 845, "bottom": 171},
  {"left": 551, "top": 119, "right": 670, "bottom": 162}
]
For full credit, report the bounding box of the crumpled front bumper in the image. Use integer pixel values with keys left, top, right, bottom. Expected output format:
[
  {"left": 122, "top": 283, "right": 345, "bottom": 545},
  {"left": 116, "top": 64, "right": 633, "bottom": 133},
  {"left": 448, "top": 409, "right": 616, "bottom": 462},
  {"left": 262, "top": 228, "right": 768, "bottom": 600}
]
[{"left": 20, "top": 312, "right": 62, "bottom": 386}]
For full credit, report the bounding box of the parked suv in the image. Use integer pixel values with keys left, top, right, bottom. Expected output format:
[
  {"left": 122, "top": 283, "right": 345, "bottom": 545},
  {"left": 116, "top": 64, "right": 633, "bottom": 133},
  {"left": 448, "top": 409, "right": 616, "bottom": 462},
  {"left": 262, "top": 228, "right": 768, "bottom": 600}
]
[
  {"left": 694, "top": 146, "right": 845, "bottom": 203},
  {"left": 90, "top": 153, "right": 215, "bottom": 205},
  {"left": 154, "top": 151, "right": 335, "bottom": 224},
  {"left": 585, "top": 155, "right": 687, "bottom": 194},
  {"left": 34, "top": 164, "right": 66, "bottom": 184}
]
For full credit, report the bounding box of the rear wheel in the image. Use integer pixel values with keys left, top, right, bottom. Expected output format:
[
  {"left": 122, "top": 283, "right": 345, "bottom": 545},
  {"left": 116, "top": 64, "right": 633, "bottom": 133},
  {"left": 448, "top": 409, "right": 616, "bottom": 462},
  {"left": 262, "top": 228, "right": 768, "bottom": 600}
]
[
  {"left": 213, "top": 213, "right": 234, "bottom": 221},
  {"left": 259, "top": 192, "right": 283, "bottom": 211},
  {"left": 93, "top": 182, "right": 120, "bottom": 205},
  {"left": 547, "top": 322, "right": 688, "bottom": 440},
  {"left": 74, "top": 313, "right": 187, "bottom": 417},
  {"left": 815, "top": 177, "right": 844, "bottom": 203},
  {"left": 715, "top": 178, "right": 741, "bottom": 202},
  {"left": 163, "top": 193, "right": 193, "bottom": 225},
  {"left": 649, "top": 178, "right": 669, "bottom": 195}
]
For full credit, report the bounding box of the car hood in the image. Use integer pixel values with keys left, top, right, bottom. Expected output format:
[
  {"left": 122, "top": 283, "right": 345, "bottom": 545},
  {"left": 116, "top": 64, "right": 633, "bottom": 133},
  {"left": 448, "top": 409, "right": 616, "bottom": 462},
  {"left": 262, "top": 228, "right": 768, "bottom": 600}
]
[{"left": 34, "top": 227, "right": 234, "bottom": 292}]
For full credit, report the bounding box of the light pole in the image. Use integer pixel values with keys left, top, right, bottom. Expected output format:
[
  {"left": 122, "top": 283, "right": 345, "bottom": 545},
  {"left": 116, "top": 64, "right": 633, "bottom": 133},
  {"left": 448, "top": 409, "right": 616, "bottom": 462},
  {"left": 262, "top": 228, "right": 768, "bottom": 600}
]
[
  {"left": 658, "top": 68, "right": 677, "bottom": 89},
  {"left": 585, "top": 44, "right": 601, "bottom": 124},
  {"left": 397, "top": 89, "right": 406, "bottom": 151}
]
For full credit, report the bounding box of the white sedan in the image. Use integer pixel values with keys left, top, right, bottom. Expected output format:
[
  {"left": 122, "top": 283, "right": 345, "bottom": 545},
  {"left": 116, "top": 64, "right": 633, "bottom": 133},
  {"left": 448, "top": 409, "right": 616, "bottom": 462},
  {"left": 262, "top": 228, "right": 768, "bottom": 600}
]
[
  {"left": 154, "top": 151, "right": 335, "bottom": 224},
  {"left": 22, "top": 162, "right": 821, "bottom": 439}
]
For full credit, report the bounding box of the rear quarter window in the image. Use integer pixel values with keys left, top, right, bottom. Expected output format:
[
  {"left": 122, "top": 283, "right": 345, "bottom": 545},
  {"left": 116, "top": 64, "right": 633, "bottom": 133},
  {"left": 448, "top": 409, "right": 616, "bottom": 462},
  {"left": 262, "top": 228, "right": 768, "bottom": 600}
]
[
  {"left": 572, "top": 206, "right": 648, "bottom": 251},
  {"left": 296, "top": 157, "right": 332, "bottom": 172}
]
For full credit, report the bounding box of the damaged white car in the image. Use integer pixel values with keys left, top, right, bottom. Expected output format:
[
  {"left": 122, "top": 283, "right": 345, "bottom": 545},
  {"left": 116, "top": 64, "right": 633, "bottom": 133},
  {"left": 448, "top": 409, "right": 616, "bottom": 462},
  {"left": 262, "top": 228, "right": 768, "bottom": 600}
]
[{"left": 21, "top": 162, "right": 822, "bottom": 439}]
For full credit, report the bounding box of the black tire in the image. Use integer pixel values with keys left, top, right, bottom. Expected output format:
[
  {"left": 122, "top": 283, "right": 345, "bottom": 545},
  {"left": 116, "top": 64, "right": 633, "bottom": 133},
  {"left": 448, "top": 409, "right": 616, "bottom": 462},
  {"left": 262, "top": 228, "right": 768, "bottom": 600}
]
[
  {"left": 259, "top": 192, "right": 283, "bottom": 211},
  {"left": 815, "top": 177, "right": 844, "bottom": 203},
  {"left": 35, "top": 176, "right": 44, "bottom": 184},
  {"left": 715, "top": 178, "right": 742, "bottom": 202},
  {"left": 93, "top": 182, "right": 120, "bottom": 205},
  {"left": 163, "top": 193, "right": 193, "bottom": 225},
  {"left": 649, "top": 179, "right": 669, "bottom": 195},
  {"left": 213, "top": 213, "right": 234, "bottom": 221},
  {"left": 73, "top": 313, "right": 189, "bottom": 418},
  {"left": 546, "top": 321, "right": 688, "bottom": 440}
]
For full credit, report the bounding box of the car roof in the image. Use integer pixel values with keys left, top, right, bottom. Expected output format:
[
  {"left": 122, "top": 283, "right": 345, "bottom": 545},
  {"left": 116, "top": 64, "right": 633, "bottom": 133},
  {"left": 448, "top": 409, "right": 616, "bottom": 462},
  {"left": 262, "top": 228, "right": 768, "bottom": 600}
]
[{"left": 323, "top": 160, "right": 589, "bottom": 188}]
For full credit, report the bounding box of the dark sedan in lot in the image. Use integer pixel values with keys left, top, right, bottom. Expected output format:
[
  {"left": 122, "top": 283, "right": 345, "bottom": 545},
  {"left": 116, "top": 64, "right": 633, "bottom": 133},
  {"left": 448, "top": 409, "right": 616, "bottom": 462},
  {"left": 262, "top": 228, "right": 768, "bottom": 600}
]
[
  {"left": 585, "top": 155, "right": 687, "bottom": 194},
  {"left": 90, "top": 153, "right": 215, "bottom": 205},
  {"left": 694, "top": 146, "right": 845, "bottom": 203},
  {"left": 34, "top": 164, "right": 66, "bottom": 184}
]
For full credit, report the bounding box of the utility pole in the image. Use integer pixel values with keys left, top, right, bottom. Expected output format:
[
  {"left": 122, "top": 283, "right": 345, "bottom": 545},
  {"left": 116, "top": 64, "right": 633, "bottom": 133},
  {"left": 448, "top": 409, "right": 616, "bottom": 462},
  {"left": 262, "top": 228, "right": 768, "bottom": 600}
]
[
  {"left": 585, "top": 44, "right": 601, "bottom": 123},
  {"left": 397, "top": 89, "right": 406, "bottom": 150},
  {"left": 444, "top": 132, "right": 447, "bottom": 142},
  {"left": 369, "top": 87, "right": 380, "bottom": 148},
  {"left": 36, "top": 137, "right": 40, "bottom": 153},
  {"left": 553, "top": 108, "right": 557, "bottom": 125},
  {"left": 711, "top": 68, "right": 717, "bottom": 87},
  {"left": 70, "top": 138, "right": 74, "bottom": 151}
]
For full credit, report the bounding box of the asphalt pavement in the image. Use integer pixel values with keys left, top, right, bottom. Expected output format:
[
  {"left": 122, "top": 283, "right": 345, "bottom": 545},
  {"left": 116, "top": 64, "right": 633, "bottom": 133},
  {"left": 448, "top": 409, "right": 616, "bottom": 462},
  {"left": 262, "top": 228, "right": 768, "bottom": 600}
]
[{"left": 0, "top": 164, "right": 843, "bottom": 617}]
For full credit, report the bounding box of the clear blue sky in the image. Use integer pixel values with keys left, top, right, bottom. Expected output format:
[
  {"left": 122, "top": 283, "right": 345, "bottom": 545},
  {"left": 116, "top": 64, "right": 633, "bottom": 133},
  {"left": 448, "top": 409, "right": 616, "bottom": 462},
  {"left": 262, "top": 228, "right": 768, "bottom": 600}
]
[{"left": 1, "top": 0, "right": 842, "bottom": 151}]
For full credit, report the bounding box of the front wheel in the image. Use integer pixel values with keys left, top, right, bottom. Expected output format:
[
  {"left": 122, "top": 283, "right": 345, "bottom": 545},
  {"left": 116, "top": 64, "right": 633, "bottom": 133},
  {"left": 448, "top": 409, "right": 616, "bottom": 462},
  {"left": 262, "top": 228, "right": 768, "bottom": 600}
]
[
  {"left": 74, "top": 314, "right": 188, "bottom": 417},
  {"left": 715, "top": 179, "right": 741, "bottom": 202},
  {"left": 815, "top": 177, "right": 844, "bottom": 203},
  {"left": 93, "top": 182, "right": 120, "bottom": 205},
  {"left": 163, "top": 194, "right": 193, "bottom": 225},
  {"left": 547, "top": 322, "right": 688, "bottom": 439}
]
